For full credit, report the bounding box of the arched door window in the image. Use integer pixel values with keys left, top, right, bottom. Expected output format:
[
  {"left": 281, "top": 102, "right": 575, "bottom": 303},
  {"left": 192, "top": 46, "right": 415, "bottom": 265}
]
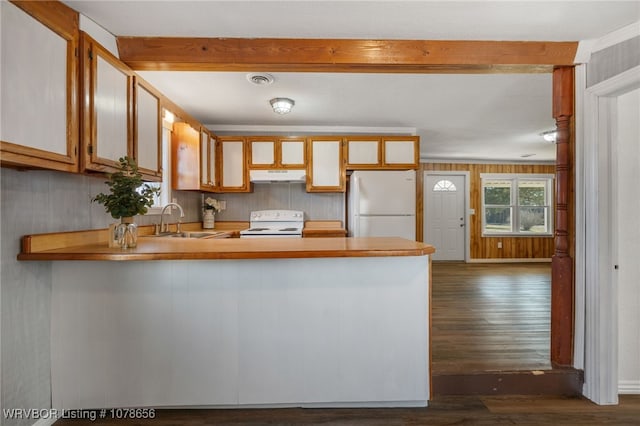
[{"left": 433, "top": 179, "right": 457, "bottom": 192}]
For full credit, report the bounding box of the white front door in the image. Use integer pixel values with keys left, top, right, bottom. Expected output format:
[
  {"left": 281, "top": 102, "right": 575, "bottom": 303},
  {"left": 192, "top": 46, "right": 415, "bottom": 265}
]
[{"left": 424, "top": 174, "right": 466, "bottom": 261}]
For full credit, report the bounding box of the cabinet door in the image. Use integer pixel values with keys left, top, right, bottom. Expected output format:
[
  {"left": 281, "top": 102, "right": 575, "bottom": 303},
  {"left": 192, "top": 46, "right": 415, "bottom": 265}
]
[
  {"left": 134, "top": 76, "right": 162, "bottom": 181},
  {"left": 200, "top": 128, "right": 217, "bottom": 192},
  {"left": 219, "top": 137, "right": 250, "bottom": 192},
  {"left": 172, "top": 122, "right": 200, "bottom": 190},
  {"left": 345, "top": 137, "right": 381, "bottom": 169},
  {"left": 81, "top": 33, "right": 133, "bottom": 173},
  {"left": 382, "top": 136, "right": 419, "bottom": 169},
  {"left": 0, "top": 1, "right": 79, "bottom": 172},
  {"left": 248, "top": 138, "right": 276, "bottom": 168},
  {"left": 280, "top": 138, "right": 306, "bottom": 168},
  {"left": 307, "top": 138, "right": 345, "bottom": 192}
]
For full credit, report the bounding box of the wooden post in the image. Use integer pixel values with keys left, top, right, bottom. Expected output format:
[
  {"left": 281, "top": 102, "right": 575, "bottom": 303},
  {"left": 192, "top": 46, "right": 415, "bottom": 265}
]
[{"left": 551, "top": 66, "right": 574, "bottom": 367}]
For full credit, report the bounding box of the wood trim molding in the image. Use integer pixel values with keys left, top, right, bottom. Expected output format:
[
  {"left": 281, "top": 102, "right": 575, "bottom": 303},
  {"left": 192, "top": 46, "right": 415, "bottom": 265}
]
[
  {"left": 10, "top": 0, "right": 78, "bottom": 40},
  {"left": 551, "top": 66, "right": 575, "bottom": 367},
  {"left": 116, "top": 37, "right": 578, "bottom": 73},
  {"left": 581, "top": 65, "right": 640, "bottom": 404}
]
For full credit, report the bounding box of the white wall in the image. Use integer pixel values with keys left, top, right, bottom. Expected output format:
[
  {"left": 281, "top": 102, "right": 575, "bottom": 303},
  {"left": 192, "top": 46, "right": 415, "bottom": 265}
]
[{"left": 617, "top": 88, "right": 640, "bottom": 394}]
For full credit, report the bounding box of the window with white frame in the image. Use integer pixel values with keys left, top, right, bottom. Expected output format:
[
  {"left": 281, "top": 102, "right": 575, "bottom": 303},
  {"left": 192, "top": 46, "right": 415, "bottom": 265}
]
[{"left": 481, "top": 174, "right": 554, "bottom": 236}]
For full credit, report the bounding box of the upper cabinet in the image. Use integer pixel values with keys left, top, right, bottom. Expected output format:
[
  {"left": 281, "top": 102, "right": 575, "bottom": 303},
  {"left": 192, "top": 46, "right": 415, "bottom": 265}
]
[
  {"left": 307, "top": 137, "right": 345, "bottom": 192},
  {"left": 382, "top": 136, "right": 419, "bottom": 168},
  {"left": 133, "top": 76, "right": 162, "bottom": 181},
  {"left": 0, "top": 1, "right": 79, "bottom": 172},
  {"left": 80, "top": 32, "right": 133, "bottom": 174},
  {"left": 171, "top": 121, "right": 199, "bottom": 190},
  {"left": 345, "top": 136, "right": 419, "bottom": 170},
  {"left": 218, "top": 136, "right": 250, "bottom": 192},
  {"left": 345, "top": 137, "right": 381, "bottom": 169},
  {"left": 248, "top": 137, "right": 306, "bottom": 169},
  {"left": 200, "top": 127, "right": 217, "bottom": 192}
]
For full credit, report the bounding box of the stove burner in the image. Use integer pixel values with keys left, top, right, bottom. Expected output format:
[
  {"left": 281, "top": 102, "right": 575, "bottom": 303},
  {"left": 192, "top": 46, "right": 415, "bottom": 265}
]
[
  {"left": 247, "top": 227, "right": 269, "bottom": 232},
  {"left": 279, "top": 228, "right": 299, "bottom": 232}
]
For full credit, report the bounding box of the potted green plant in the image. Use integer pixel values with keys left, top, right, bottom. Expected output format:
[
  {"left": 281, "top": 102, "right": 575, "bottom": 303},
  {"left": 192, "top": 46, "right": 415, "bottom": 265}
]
[{"left": 92, "top": 156, "right": 160, "bottom": 247}]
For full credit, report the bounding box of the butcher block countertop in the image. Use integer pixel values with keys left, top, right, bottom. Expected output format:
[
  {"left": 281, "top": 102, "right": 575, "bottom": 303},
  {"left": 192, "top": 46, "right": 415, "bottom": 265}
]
[{"left": 19, "top": 236, "right": 433, "bottom": 261}]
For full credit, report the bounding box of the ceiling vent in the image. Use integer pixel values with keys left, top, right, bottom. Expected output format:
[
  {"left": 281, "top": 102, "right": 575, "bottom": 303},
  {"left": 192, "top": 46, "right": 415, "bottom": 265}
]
[{"left": 247, "top": 73, "right": 275, "bottom": 86}]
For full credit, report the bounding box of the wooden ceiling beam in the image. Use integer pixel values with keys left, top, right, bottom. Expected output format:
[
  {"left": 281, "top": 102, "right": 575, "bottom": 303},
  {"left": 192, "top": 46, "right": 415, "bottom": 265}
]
[{"left": 116, "top": 37, "right": 577, "bottom": 74}]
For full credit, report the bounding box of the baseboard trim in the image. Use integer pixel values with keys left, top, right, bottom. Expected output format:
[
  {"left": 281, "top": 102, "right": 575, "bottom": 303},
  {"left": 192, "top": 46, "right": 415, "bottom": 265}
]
[
  {"left": 619, "top": 380, "right": 640, "bottom": 394},
  {"left": 468, "top": 258, "right": 552, "bottom": 264},
  {"left": 433, "top": 368, "right": 583, "bottom": 396}
]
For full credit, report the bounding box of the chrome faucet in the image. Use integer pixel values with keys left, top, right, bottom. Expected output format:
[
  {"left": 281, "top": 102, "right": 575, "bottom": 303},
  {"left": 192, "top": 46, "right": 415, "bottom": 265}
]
[{"left": 158, "top": 203, "right": 185, "bottom": 234}]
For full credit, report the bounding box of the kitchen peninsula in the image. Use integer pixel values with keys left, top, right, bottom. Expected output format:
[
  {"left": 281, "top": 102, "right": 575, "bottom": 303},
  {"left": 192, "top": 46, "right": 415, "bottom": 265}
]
[{"left": 20, "top": 234, "right": 434, "bottom": 410}]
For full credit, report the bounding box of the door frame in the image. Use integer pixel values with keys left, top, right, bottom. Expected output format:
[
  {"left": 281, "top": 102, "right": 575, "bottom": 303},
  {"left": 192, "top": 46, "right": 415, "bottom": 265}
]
[
  {"left": 424, "top": 171, "right": 470, "bottom": 262},
  {"left": 580, "top": 65, "right": 640, "bottom": 404}
]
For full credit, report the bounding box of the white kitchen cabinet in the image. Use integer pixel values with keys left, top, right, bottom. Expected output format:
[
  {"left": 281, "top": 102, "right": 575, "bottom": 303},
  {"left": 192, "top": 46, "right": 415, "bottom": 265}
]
[
  {"left": 382, "top": 136, "right": 419, "bottom": 168},
  {"left": 307, "top": 137, "right": 345, "bottom": 192},
  {"left": 248, "top": 137, "right": 276, "bottom": 168},
  {"left": 219, "top": 136, "right": 250, "bottom": 192},
  {"left": 81, "top": 32, "right": 133, "bottom": 174},
  {"left": 200, "top": 128, "right": 217, "bottom": 191},
  {"left": 133, "top": 76, "right": 162, "bottom": 181},
  {"left": 345, "top": 137, "right": 381, "bottom": 169},
  {"left": 280, "top": 138, "right": 306, "bottom": 168},
  {"left": 0, "top": 1, "right": 79, "bottom": 172},
  {"left": 345, "top": 136, "right": 419, "bottom": 170},
  {"left": 248, "top": 137, "right": 306, "bottom": 169}
]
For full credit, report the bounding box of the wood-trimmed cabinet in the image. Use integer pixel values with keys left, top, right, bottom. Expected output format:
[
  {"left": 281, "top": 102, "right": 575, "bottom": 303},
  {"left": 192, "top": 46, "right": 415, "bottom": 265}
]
[
  {"left": 345, "top": 136, "right": 419, "bottom": 170},
  {"left": 80, "top": 32, "right": 133, "bottom": 174},
  {"left": 200, "top": 127, "right": 217, "bottom": 191},
  {"left": 306, "top": 137, "right": 345, "bottom": 192},
  {"left": 248, "top": 137, "right": 306, "bottom": 169},
  {"left": 218, "top": 136, "right": 250, "bottom": 192},
  {"left": 171, "top": 122, "right": 200, "bottom": 190},
  {"left": 133, "top": 76, "right": 162, "bottom": 181},
  {"left": 0, "top": 1, "right": 79, "bottom": 172}
]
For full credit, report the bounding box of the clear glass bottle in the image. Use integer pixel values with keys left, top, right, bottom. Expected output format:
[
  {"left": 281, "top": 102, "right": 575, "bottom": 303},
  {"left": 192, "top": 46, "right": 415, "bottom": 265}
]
[{"left": 117, "top": 217, "right": 138, "bottom": 249}]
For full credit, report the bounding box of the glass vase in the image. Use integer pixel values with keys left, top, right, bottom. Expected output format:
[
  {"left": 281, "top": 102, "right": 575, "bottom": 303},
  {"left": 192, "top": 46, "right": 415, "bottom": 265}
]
[
  {"left": 116, "top": 217, "right": 138, "bottom": 249},
  {"left": 203, "top": 209, "right": 215, "bottom": 229}
]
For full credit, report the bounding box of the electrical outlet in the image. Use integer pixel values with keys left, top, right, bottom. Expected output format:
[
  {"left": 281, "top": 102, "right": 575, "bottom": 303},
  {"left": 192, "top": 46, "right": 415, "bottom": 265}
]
[
  {"left": 219, "top": 200, "right": 226, "bottom": 210},
  {"left": 497, "top": 241, "right": 503, "bottom": 249}
]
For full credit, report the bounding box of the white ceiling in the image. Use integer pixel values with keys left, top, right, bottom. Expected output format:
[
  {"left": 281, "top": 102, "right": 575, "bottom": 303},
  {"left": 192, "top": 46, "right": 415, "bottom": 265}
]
[{"left": 64, "top": 1, "right": 640, "bottom": 162}]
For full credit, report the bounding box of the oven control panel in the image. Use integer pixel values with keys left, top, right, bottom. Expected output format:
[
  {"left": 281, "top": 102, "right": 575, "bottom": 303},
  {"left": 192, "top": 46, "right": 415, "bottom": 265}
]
[{"left": 249, "top": 210, "right": 304, "bottom": 222}]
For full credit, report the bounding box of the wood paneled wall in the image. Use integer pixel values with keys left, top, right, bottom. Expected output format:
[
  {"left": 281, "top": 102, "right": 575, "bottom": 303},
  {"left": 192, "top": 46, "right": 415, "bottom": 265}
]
[{"left": 421, "top": 163, "right": 556, "bottom": 260}]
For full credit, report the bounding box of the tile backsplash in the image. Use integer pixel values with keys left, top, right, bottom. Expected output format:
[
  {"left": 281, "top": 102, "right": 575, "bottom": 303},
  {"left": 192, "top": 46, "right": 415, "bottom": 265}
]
[{"left": 212, "top": 183, "right": 345, "bottom": 222}]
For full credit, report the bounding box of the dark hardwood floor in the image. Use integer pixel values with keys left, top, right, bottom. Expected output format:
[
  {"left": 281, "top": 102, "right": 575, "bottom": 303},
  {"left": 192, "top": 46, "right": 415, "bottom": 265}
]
[
  {"left": 431, "top": 262, "right": 552, "bottom": 374},
  {"left": 54, "top": 395, "right": 640, "bottom": 425}
]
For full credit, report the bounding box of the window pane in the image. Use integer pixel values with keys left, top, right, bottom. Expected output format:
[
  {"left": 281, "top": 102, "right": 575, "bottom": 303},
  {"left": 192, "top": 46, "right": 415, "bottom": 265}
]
[
  {"left": 485, "top": 207, "right": 512, "bottom": 233},
  {"left": 518, "top": 180, "right": 546, "bottom": 206},
  {"left": 519, "top": 206, "right": 548, "bottom": 233},
  {"left": 433, "top": 179, "right": 457, "bottom": 192},
  {"left": 484, "top": 180, "right": 511, "bottom": 205}
]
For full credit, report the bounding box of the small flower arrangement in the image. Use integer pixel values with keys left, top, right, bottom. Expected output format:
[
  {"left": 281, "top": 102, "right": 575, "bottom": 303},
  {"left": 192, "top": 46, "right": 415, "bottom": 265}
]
[{"left": 204, "top": 197, "right": 222, "bottom": 212}]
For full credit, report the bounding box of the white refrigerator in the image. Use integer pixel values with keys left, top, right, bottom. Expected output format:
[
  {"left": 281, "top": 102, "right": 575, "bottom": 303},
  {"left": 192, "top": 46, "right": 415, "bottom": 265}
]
[{"left": 348, "top": 170, "right": 416, "bottom": 240}]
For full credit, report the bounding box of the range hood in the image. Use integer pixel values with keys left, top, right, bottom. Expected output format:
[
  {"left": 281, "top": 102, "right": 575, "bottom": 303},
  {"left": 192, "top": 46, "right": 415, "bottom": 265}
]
[{"left": 249, "top": 169, "right": 306, "bottom": 183}]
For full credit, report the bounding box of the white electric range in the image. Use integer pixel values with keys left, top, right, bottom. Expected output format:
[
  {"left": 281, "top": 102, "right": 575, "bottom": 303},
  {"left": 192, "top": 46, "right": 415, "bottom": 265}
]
[{"left": 240, "top": 210, "right": 304, "bottom": 238}]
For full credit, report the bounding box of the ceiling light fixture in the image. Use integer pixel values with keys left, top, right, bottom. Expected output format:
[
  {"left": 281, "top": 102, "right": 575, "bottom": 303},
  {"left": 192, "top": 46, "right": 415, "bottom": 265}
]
[
  {"left": 270, "top": 97, "right": 295, "bottom": 115},
  {"left": 541, "top": 130, "right": 557, "bottom": 143}
]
